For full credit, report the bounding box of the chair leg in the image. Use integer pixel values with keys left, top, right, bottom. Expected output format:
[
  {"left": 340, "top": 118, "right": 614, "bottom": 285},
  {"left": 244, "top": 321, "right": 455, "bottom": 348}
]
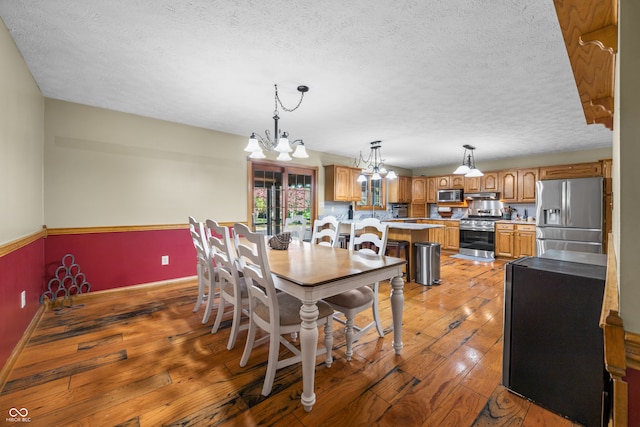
[
  {"left": 323, "top": 318, "right": 333, "bottom": 367},
  {"left": 202, "top": 274, "right": 216, "bottom": 324},
  {"left": 211, "top": 290, "right": 226, "bottom": 333},
  {"left": 194, "top": 263, "right": 204, "bottom": 313},
  {"left": 261, "top": 331, "right": 281, "bottom": 396},
  {"left": 239, "top": 319, "right": 257, "bottom": 368},
  {"left": 226, "top": 296, "right": 242, "bottom": 350},
  {"left": 372, "top": 287, "right": 384, "bottom": 337},
  {"left": 344, "top": 316, "right": 355, "bottom": 361}
]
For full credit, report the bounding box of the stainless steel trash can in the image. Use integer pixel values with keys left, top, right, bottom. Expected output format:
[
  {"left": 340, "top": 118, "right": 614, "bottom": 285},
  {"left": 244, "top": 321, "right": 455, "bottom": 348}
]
[{"left": 415, "top": 242, "right": 441, "bottom": 285}]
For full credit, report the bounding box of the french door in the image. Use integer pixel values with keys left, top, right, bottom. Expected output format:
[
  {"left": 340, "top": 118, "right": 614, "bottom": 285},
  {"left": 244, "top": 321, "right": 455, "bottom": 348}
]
[{"left": 249, "top": 160, "right": 317, "bottom": 238}]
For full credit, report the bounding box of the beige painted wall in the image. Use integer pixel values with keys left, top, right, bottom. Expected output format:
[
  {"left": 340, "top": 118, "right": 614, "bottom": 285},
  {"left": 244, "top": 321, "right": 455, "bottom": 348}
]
[
  {"left": 0, "top": 18, "right": 44, "bottom": 245},
  {"left": 617, "top": 0, "right": 640, "bottom": 334},
  {"left": 43, "top": 99, "right": 369, "bottom": 227}
]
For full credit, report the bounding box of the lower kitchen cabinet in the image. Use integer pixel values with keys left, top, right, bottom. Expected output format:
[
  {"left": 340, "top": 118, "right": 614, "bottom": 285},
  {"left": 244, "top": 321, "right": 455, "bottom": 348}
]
[
  {"left": 444, "top": 220, "right": 459, "bottom": 250},
  {"left": 496, "top": 223, "right": 515, "bottom": 257},
  {"left": 496, "top": 222, "right": 536, "bottom": 258},
  {"left": 419, "top": 220, "right": 445, "bottom": 246}
]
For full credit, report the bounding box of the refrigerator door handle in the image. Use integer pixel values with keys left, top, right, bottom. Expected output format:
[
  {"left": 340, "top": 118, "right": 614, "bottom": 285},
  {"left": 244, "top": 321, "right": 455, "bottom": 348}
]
[{"left": 562, "top": 180, "right": 568, "bottom": 226}]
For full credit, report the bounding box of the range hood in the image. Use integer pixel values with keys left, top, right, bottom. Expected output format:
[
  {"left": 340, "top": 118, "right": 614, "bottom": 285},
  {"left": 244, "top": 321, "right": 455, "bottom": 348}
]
[{"left": 464, "top": 192, "right": 500, "bottom": 200}]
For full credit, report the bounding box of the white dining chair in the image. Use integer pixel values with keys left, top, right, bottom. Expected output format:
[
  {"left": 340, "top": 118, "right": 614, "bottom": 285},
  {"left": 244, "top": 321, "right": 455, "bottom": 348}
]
[
  {"left": 233, "top": 223, "right": 334, "bottom": 396},
  {"left": 283, "top": 215, "right": 307, "bottom": 241},
  {"left": 324, "top": 217, "right": 388, "bottom": 361},
  {"left": 310, "top": 216, "right": 341, "bottom": 247},
  {"left": 207, "top": 219, "right": 250, "bottom": 350},
  {"left": 189, "top": 216, "right": 218, "bottom": 323}
]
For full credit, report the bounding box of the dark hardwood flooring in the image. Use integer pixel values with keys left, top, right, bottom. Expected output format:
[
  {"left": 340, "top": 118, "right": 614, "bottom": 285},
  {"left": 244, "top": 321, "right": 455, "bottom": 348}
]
[{"left": 0, "top": 253, "right": 582, "bottom": 426}]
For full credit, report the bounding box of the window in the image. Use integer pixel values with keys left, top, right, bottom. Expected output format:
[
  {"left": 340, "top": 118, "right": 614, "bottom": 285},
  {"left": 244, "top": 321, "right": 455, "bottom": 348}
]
[{"left": 356, "top": 174, "right": 386, "bottom": 211}]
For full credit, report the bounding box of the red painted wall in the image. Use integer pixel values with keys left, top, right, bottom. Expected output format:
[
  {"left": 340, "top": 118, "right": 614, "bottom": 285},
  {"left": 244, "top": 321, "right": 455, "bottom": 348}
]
[
  {"left": 627, "top": 367, "right": 640, "bottom": 426},
  {"left": 0, "top": 239, "right": 45, "bottom": 367},
  {"left": 44, "top": 228, "right": 196, "bottom": 292}
]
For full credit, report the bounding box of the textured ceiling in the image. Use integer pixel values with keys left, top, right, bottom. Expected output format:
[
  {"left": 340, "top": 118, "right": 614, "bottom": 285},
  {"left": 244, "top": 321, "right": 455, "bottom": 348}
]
[{"left": 0, "top": 0, "right": 612, "bottom": 170}]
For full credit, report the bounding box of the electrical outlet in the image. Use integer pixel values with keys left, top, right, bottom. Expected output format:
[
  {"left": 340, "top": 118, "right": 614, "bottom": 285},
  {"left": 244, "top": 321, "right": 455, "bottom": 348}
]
[
  {"left": 21, "top": 291, "right": 26, "bottom": 309},
  {"left": 161, "top": 255, "right": 169, "bottom": 265}
]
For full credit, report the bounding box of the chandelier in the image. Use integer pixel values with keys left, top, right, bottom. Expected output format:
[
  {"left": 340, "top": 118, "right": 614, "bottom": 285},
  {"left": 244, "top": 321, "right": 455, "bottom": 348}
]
[
  {"left": 244, "top": 84, "right": 309, "bottom": 161},
  {"left": 453, "top": 144, "right": 483, "bottom": 177},
  {"left": 354, "top": 141, "right": 397, "bottom": 182}
]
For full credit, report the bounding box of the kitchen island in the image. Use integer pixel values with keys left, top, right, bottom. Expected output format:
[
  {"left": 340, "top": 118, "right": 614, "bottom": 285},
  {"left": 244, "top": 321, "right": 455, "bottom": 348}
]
[{"left": 382, "top": 221, "right": 445, "bottom": 282}]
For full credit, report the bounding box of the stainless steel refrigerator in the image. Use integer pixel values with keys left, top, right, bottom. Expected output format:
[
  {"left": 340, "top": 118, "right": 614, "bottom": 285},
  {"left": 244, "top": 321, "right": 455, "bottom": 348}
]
[{"left": 535, "top": 177, "right": 603, "bottom": 255}]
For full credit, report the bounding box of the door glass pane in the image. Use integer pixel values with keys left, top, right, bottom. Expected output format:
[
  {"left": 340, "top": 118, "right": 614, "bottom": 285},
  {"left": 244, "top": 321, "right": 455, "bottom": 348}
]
[
  {"left": 287, "top": 173, "right": 312, "bottom": 239},
  {"left": 357, "top": 178, "right": 368, "bottom": 207},
  {"left": 371, "top": 178, "right": 383, "bottom": 207},
  {"left": 252, "top": 170, "right": 283, "bottom": 236}
]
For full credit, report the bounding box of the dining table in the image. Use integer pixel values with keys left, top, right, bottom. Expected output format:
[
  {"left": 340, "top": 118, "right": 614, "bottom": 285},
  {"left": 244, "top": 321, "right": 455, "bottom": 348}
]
[{"left": 265, "top": 239, "right": 406, "bottom": 412}]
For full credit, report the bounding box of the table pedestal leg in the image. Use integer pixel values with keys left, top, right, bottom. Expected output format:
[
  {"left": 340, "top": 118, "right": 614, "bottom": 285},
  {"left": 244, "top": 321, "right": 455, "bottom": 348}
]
[
  {"left": 299, "top": 300, "right": 319, "bottom": 412},
  {"left": 390, "top": 275, "right": 404, "bottom": 354}
]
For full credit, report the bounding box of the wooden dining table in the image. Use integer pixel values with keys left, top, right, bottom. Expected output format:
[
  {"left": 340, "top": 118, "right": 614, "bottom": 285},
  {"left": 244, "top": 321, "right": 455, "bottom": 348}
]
[{"left": 265, "top": 240, "right": 406, "bottom": 412}]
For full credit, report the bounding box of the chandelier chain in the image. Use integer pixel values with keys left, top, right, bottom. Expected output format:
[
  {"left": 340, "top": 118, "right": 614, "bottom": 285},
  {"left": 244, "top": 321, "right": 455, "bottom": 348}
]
[{"left": 275, "top": 84, "right": 306, "bottom": 113}]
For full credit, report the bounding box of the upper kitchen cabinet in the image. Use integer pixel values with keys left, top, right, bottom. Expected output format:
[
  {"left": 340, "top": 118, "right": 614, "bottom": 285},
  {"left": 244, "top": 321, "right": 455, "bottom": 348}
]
[
  {"left": 412, "top": 177, "right": 427, "bottom": 204},
  {"left": 539, "top": 161, "right": 602, "bottom": 180},
  {"left": 481, "top": 172, "right": 499, "bottom": 192},
  {"left": 426, "top": 177, "right": 437, "bottom": 203},
  {"left": 464, "top": 171, "right": 499, "bottom": 193},
  {"left": 436, "top": 176, "right": 450, "bottom": 189},
  {"left": 553, "top": 0, "right": 617, "bottom": 130},
  {"left": 450, "top": 175, "right": 465, "bottom": 189},
  {"left": 499, "top": 168, "right": 538, "bottom": 203},
  {"left": 388, "top": 175, "right": 412, "bottom": 203},
  {"left": 436, "top": 175, "right": 464, "bottom": 189},
  {"left": 324, "top": 165, "right": 361, "bottom": 202}
]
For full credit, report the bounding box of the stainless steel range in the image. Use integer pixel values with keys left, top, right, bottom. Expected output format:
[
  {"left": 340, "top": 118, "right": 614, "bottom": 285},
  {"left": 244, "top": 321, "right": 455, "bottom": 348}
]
[{"left": 459, "top": 197, "right": 503, "bottom": 259}]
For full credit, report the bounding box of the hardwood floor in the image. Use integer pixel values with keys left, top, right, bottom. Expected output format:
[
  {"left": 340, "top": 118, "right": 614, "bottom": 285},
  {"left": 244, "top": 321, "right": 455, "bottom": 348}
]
[{"left": 0, "top": 254, "right": 582, "bottom": 426}]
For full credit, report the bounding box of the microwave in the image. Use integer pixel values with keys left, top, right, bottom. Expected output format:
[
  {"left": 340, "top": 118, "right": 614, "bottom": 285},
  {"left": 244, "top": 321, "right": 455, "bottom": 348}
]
[{"left": 437, "top": 189, "right": 464, "bottom": 203}]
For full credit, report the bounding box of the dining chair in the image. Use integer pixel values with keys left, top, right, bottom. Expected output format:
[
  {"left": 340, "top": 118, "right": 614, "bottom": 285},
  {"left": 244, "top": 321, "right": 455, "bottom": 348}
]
[
  {"left": 310, "top": 216, "right": 341, "bottom": 247},
  {"left": 283, "top": 214, "right": 307, "bottom": 241},
  {"left": 324, "top": 217, "right": 388, "bottom": 361},
  {"left": 207, "top": 219, "right": 250, "bottom": 350},
  {"left": 233, "top": 223, "right": 334, "bottom": 396},
  {"left": 189, "top": 216, "right": 217, "bottom": 323}
]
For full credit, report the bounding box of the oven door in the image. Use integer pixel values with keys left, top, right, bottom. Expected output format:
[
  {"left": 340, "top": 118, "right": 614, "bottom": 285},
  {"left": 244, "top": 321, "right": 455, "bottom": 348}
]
[{"left": 459, "top": 228, "right": 495, "bottom": 258}]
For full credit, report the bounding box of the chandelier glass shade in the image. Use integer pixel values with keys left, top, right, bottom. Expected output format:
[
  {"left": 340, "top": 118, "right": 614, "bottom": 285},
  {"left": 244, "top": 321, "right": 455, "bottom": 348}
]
[
  {"left": 354, "top": 141, "right": 397, "bottom": 182},
  {"left": 453, "top": 144, "right": 483, "bottom": 177},
  {"left": 244, "top": 84, "right": 309, "bottom": 161}
]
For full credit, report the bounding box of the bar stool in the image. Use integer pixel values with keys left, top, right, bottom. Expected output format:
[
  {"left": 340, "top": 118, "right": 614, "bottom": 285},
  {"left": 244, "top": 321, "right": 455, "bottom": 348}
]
[{"left": 386, "top": 239, "right": 411, "bottom": 282}]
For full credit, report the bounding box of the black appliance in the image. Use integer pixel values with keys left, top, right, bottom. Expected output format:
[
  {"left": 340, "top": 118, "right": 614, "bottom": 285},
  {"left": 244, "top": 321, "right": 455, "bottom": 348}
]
[{"left": 503, "top": 256, "right": 610, "bottom": 427}]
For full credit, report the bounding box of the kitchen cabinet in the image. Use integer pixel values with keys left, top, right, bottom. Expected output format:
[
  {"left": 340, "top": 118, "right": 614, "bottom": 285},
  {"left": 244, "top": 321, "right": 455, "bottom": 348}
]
[
  {"left": 496, "top": 222, "right": 536, "bottom": 258},
  {"left": 388, "top": 175, "right": 412, "bottom": 203},
  {"left": 450, "top": 175, "right": 465, "bottom": 189},
  {"left": 499, "top": 168, "right": 538, "bottom": 203},
  {"left": 496, "top": 223, "right": 515, "bottom": 258},
  {"left": 426, "top": 177, "right": 437, "bottom": 203},
  {"left": 436, "top": 176, "right": 450, "bottom": 189},
  {"left": 325, "top": 165, "right": 361, "bottom": 202},
  {"left": 518, "top": 168, "right": 538, "bottom": 202},
  {"left": 444, "top": 220, "right": 460, "bottom": 250},
  {"left": 481, "top": 172, "right": 499, "bottom": 192},
  {"left": 412, "top": 177, "right": 427, "bottom": 203},
  {"left": 514, "top": 224, "right": 536, "bottom": 257},
  {"left": 420, "top": 220, "right": 445, "bottom": 246},
  {"left": 464, "top": 176, "right": 481, "bottom": 193},
  {"left": 539, "top": 162, "right": 602, "bottom": 180},
  {"left": 410, "top": 203, "right": 427, "bottom": 218},
  {"left": 465, "top": 171, "right": 499, "bottom": 194}
]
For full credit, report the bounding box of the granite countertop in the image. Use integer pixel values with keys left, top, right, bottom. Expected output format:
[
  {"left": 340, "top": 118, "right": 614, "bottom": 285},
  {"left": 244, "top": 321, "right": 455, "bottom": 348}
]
[
  {"left": 496, "top": 219, "right": 537, "bottom": 224},
  {"left": 381, "top": 221, "right": 444, "bottom": 230}
]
